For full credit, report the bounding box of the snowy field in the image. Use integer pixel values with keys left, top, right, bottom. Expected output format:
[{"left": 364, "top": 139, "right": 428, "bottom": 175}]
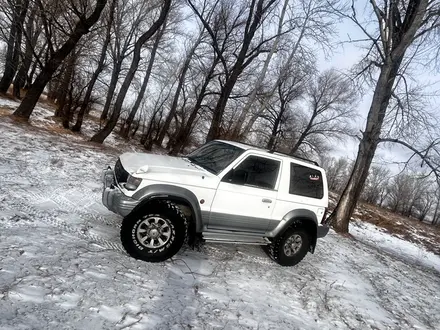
[{"left": 1, "top": 112, "right": 440, "bottom": 329}]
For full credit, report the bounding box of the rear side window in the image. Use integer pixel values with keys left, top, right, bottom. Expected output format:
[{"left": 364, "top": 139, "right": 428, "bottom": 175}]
[{"left": 289, "top": 163, "right": 323, "bottom": 199}]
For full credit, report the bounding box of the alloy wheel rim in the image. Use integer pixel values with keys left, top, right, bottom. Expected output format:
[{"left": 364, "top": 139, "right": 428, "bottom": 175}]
[
  {"left": 283, "top": 234, "right": 303, "bottom": 256},
  {"left": 136, "top": 216, "right": 172, "bottom": 249}
]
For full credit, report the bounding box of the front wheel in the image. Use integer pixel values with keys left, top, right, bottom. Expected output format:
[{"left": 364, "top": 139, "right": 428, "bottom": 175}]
[
  {"left": 265, "top": 229, "right": 310, "bottom": 266},
  {"left": 120, "top": 201, "right": 188, "bottom": 262}
]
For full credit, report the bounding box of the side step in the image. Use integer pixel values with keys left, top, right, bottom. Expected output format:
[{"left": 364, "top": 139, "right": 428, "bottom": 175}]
[{"left": 203, "top": 231, "right": 270, "bottom": 245}]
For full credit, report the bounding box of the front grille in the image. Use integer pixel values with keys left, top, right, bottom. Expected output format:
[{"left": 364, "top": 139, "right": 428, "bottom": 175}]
[{"left": 115, "top": 158, "right": 129, "bottom": 183}]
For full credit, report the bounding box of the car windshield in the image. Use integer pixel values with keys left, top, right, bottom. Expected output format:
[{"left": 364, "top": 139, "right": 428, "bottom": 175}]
[{"left": 186, "top": 141, "right": 245, "bottom": 174}]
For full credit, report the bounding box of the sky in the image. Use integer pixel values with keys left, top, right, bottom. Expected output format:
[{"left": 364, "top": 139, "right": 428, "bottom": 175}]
[{"left": 317, "top": 4, "right": 440, "bottom": 175}]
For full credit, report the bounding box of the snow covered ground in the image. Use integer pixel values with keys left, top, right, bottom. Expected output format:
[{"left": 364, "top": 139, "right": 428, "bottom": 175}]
[{"left": 1, "top": 111, "right": 440, "bottom": 329}]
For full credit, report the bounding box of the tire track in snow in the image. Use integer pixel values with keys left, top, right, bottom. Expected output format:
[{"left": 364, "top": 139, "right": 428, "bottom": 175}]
[{"left": 2, "top": 188, "right": 126, "bottom": 254}]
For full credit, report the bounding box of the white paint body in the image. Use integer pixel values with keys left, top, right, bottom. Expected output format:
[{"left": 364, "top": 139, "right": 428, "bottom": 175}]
[{"left": 118, "top": 141, "right": 328, "bottom": 232}]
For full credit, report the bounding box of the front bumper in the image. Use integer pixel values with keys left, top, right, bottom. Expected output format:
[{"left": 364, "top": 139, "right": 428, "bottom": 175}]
[
  {"left": 317, "top": 224, "right": 330, "bottom": 238},
  {"left": 102, "top": 167, "right": 139, "bottom": 217}
]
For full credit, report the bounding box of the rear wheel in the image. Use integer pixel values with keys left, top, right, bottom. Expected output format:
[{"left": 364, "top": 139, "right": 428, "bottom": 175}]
[
  {"left": 265, "top": 228, "right": 310, "bottom": 266},
  {"left": 121, "top": 201, "right": 188, "bottom": 262}
]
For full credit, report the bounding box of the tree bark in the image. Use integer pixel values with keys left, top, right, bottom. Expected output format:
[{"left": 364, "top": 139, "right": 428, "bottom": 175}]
[
  {"left": 72, "top": 0, "right": 116, "bottom": 132},
  {"left": 12, "top": 0, "right": 108, "bottom": 120},
  {"left": 90, "top": 0, "right": 171, "bottom": 143},
  {"left": 331, "top": 60, "right": 404, "bottom": 232}
]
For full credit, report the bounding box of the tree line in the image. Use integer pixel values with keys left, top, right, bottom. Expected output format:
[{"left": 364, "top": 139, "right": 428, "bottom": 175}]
[
  {"left": 1, "top": 0, "right": 439, "bottom": 232},
  {"left": 322, "top": 156, "right": 440, "bottom": 225}
]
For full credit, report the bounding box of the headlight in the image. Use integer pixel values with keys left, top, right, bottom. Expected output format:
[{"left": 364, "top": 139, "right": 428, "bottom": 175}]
[{"left": 125, "top": 175, "right": 142, "bottom": 191}]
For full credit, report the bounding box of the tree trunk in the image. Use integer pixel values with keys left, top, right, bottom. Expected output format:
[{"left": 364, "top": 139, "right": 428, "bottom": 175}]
[
  {"left": 13, "top": 36, "right": 33, "bottom": 98},
  {"left": 267, "top": 83, "right": 288, "bottom": 150},
  {"left": 13, "top": 2, "right": 37, "bottom": 98},
  {"left": 169, "top": 58, "right": 219, "bottom": 155},
  {"left": 241, "top": 15, "right": 309, "bottom": 138},
  {"left": 72, "top": 0, "right": 116, "bottom": 132},
  {"left": 0, "top": 0, "right": 29, "bottom": 93},
  {"left": 100, "top": 59, "right": 123, "bottom": 121},
  {"left": 62, "top": 81, "right": 75, "bottom": 128},
  {"left": 230, "top": 0, "right": 289, "bottom": 140},
  {"left": 120, "top": 23, "right": 164, "bottom": 138},
  {"left": 90, "top": 0, "right": 171, "bottom": 143},
  {"left": 329, "top": 0, "right": 428, "bottom": 233},
  {"left": 12, "top": 0, "right": 108, "bottom": 120},
  {"left": 330, "top": 61, "right": 402, "bottom": 233},
  {"left": 156, "top": 33, "right": 202, "bottom": 146},
  {"left": 55, "top": 52, "right": 76, "bottom": 117},
  {"left": 290, "top": 111, "right": 317, "bottom": 154},
  {"left": 205, "top": 0, "right": 274, "bottom": 142},
  {"left": 205, "top": 68, "right": 244, "bottom": 143}
]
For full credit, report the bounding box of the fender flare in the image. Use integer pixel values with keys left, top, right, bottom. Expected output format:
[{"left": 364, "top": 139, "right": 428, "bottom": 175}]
[
  {"left": 131, "top": 184, "right": 203, "bottom": 232},
  {"left": 268, "top": 209, "right": 318, "bottom": 252}
]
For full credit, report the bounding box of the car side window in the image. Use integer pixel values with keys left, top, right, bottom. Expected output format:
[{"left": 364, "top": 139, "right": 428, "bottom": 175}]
[
  {"left": 289, "top": 163, "right": 324, "bottom": 199},
  {"left": 223, "top": 156, "right": 280, "bottom": 190}
]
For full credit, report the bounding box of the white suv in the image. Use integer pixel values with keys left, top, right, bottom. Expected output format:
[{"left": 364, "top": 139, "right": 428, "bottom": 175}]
[{"left": 102, "top": 140, "right": 329, "bottom": 266}]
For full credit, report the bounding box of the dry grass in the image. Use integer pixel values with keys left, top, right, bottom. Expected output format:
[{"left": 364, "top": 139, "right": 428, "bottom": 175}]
[
  {"left": 0, "top": 91, "right": 17, "bottom": 101},
  {"left": 0, "top": 106, "right": 14, "bottom": 116},
  {"left": 354, "top": 202, "right": 440, "bottom": 255},
  {"left": 329, "top": 192, "right": 440, "bottom": 255}
]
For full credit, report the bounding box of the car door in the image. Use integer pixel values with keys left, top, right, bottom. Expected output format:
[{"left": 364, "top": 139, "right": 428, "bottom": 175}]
[{"left": 208, "top": 155, "right": 281, "bottom": 233}]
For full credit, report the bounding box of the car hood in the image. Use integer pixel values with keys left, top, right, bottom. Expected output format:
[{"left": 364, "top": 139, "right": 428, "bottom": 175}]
[{"left": 120, "top": 152, "right": 216, "bottom": 176}]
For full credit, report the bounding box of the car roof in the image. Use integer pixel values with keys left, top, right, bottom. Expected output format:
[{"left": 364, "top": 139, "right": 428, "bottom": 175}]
[
  {"left": 216, "top": 139, "right": 265, "bottom": 151},
  {"left": 215, "top": 139, "right": 321, "bottom": 169}
]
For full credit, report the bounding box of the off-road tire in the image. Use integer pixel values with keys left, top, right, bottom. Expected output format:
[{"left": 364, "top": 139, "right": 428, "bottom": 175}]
[
  {"left": 121, "top": 200, "right": 188, "bottom": 262},
  {"left": 265, "top": 228, "right": 310, "bottom": 266}
]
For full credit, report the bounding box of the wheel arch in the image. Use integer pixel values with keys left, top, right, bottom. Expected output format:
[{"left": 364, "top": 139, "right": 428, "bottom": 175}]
[
  {"left": 131, "top": 184, "right": 203, "bottom": 233},
  {"left": 272, "top": 209, "right": 318, "bottom": 253}
]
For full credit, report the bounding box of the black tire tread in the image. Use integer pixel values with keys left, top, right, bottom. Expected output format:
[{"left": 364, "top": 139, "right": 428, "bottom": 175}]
[
  {"left": 266, "top": 228, "right": 310, "bottom": 267},
  {"left": 121, "top": 200, "right": 188, "bottom": 262}
]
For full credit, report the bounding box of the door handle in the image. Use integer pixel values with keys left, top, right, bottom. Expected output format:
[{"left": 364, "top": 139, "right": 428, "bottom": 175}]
[{"left": 262, "top": 198, "right": 272, "bottom": 203}]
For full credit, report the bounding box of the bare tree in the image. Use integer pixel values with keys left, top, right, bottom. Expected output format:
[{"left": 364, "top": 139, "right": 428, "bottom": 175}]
[
  {"left": 328, "top": 0, "right": 440, "bottom": 232},
  {"left": 119, "top": 20, "right": 167, "bottom": 138},
  {"left": 12, "top": 1, "right": 41, "bottom": 98},
  {"left": 0, "top": 0, "right": 29, "bottom": 93},
  {"left": 168, "top": 47, "right": 222, "bottom": 155},
  {"left": 99, "top": 0, "right": 156, "bottom": 122},
  {"left": 289, "top": 69, "right": 358, "bottom": 155},
  {"left": 72, "top": 0, "right": 117, "bottom": 132},
  {"left": 320, "top": 156, "right": 352, "bottom": 194},
  {"left": 386, "top": 172, "right": 432, "bottom": 218},
  {"left": 240, "top": 0, "right": 341, "bottom": 138},
  {"left": 90, "top": 0, "right": 171, "bottom": 143},
  {"left": 229, "top": 0, "right": 290, "bottom": 139},
  {"left": 155, "top": 28, "right": 204, "bottom": 146},
  {"left": 188, "top": 0, "right": 279, "bottom": 142},
  {"left": 361, "top": 164, "right": 391, "bottom": 206},
  {"left": 265, "top": 62, "right": 307, "bottom": 150},
  {"left": 12, "top": 0, "right": 108, "bottom": 120}
]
